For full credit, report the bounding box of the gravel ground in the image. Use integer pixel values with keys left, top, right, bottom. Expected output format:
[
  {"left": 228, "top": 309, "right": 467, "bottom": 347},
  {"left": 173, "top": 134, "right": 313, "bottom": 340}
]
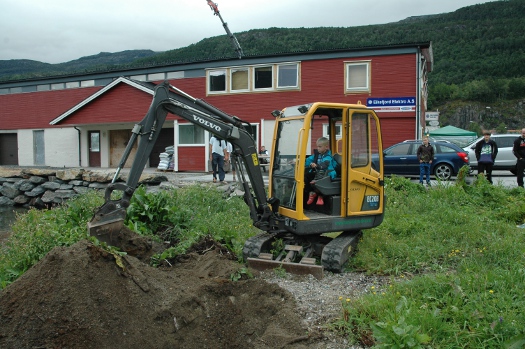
[{"left": 259, "top": 271, "right": 393, "bottom": 349}]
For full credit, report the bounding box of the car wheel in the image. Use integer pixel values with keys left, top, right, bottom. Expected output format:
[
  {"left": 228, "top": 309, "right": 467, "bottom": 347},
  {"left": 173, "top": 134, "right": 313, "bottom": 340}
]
[{"left": 434, "top": 163, "right": 453, "bottom": 181}]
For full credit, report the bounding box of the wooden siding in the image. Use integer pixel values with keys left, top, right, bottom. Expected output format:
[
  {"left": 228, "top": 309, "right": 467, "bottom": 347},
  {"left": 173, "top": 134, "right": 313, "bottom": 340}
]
[
  {"left": 380, "top": 117, "right": 416, "bottom": 147},
  {"left": 62, "top": 84, "right": 154, "bottom": 125},
  {"left": 177, "top": 146, "right": 206, "bottom": 171},
  {"left": 0, "top": 87, "right": 100, "bottom": 130}
]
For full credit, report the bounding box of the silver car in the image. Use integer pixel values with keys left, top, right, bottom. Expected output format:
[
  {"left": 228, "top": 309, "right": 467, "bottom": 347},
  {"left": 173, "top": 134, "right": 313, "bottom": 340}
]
[{"left": 463, "top": 134, "right": 520, "bottom": 173}]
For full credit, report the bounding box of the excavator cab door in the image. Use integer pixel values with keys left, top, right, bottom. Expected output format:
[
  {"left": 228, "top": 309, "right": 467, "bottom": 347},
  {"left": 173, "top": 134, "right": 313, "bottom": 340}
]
[{"left": 339, "top": 110, "right": 384, "bottom": 217}]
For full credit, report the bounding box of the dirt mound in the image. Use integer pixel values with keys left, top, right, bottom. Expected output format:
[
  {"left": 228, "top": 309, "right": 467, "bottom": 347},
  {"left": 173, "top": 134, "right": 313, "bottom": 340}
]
[{"left": 0, "top": 233, "right": 325, "bottom": 349}]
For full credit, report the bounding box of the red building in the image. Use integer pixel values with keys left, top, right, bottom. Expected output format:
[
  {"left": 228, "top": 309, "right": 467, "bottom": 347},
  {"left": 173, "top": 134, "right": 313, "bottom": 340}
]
[{"left": 0, "top": 43, "right": 433, "bottom": 171}]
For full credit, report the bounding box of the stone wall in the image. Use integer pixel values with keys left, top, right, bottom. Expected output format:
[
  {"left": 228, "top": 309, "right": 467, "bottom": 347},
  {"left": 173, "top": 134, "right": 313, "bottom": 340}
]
[{"left": 0, "top": 167, "right": 168, "bottom": 208}]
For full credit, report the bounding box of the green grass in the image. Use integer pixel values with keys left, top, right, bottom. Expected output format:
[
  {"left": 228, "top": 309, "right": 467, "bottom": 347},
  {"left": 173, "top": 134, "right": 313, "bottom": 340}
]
[
  {"left": 0, "top": 191, "right": 103, "bottom": 288},
  {"left": 336, "top": 175, "right": 525, "bottom": 348},
  {"left": 2, "top": 177, "right": 525, "bottom": 347}
]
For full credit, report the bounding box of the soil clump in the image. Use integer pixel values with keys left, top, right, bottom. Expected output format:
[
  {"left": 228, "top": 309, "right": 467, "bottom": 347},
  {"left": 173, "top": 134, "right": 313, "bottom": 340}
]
[{"left": 0, "top": 228, "right": 339, "bottom": 349}]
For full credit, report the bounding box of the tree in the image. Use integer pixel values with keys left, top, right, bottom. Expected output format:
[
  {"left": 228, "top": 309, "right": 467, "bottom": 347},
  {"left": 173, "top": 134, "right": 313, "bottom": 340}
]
[{"left": 496, "top": 122, "right": 507, "bottom": 134}]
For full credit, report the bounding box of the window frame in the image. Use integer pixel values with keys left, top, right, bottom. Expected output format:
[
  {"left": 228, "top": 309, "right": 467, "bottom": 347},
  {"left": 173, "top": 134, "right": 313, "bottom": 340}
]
[
  {"left": 206, "top": 62, "right": 300, "bottom": 95},
  {"left": 230, "top": 67, "right": 250, "bottom": 92},
  {"left": 178, "top": 124, "right": 206, "bottom": 145},
  {"left": 276, "top": 63, "right": 299, "bottom": 89},
  {"left": 208, "top": 69, "right": 227, "bottom": 94},
  {"left": 344, "top": 61, "right": 371, "bottom": 93},
  {"left": 253, "top": 65, "right": 274, "bottom": 90}
]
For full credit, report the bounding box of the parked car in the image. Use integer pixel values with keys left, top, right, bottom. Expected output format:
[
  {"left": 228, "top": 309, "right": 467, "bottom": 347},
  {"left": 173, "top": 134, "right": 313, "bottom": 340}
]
[
  {"left": 463, "top": 134, "right": 520, "bottom": 174},
  {"left": 377, "top": 140, "right": 470, "bottom": 180}
]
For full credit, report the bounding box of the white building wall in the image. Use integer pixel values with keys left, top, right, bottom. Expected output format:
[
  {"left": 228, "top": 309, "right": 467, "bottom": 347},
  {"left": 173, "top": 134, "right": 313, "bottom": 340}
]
[{"left": 45, "top": 128, "right": 79, "bottom": 167}]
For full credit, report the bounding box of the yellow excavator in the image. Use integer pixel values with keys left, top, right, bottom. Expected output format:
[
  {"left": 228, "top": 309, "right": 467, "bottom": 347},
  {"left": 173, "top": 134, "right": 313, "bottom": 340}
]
[{"left": 88, "top": 81, "right": 384, "bottom": 278}]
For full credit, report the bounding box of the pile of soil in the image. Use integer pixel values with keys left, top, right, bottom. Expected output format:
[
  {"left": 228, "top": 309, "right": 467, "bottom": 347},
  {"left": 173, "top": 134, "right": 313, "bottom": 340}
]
[{"left": 0, "top": 228, "right": 332, "bottom": 349}]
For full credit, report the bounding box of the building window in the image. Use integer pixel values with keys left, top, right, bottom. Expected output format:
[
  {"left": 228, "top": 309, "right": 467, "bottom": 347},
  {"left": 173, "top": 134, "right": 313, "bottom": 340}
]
[
  {"left": 167, "top": 71, "right": 184, "bottom": 79},
  {"left": 277, "top": 63, "right": 298, "bottom": 88},
  {"left": 323, "top": 123, "right": 342, "bottom": 140},
  {"left": 179, "top": 124, "right": 205, "bottom": 145},
  {"left": 230, "top": 68, "right": 249, "bottom": 91},
  {"left": 345, "top": 61, "right": 370, "bottom": 92},
  {"left": 66, "top": 81, "right": 80, "bottom": 89},
  {"left": 148, "top": 73, "right": 165, "bottom": 81},
  {"left": 209, "top": 69, "right": 226, "bottom": 92},
  {"left": 81, "top": 80, "right": 95, "bottom": 87},
  {"left": 254, "top": 66, "right": 273, "bottom": 89},
  {"left": 37, "top": 84, "right": 50, "bottom": 91},
  {"left": 207, "top": 62, "right": 299, "bottom": 94},
  {"left": 51, "top": 83, "right": 64, "bottom": 90},
  {"left": 130, "top": 74, "right": 146, "bottom": 81}
]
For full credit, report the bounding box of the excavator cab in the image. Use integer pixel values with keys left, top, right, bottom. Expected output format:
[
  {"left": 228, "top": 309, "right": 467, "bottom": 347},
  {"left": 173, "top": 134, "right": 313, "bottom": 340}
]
[
  {"left": 244, "top": 102, "right": 384, "bottom": 276},
  {"left": 270, "top": 102, "right": 384, "bottom": 229}
]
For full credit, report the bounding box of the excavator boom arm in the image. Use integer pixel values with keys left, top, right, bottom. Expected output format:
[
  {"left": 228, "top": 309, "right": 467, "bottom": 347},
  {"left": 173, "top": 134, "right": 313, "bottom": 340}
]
[{"left": 88, "top": 82, "right": 278, "bottom": 245}]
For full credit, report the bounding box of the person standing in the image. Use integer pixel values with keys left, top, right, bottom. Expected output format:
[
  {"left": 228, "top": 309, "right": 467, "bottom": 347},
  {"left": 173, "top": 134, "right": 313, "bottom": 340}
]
[
  {"left": 475, "top": 131, "right": 498, "bottom": 184},
  {"left": 209, "top": 136, "right": 228, "bottom": 183},
  {"left": 417, "top": 136, "right": 434, "bottom": 186},
  {"left": 512, "top": 128, "right": 525, "bottom": 187}
]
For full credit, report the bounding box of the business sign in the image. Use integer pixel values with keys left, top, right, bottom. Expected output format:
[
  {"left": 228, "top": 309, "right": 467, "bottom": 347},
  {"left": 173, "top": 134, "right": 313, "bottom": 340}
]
[
  {"left": 429, "top": 120, "right": 440, "bottom": 126},
  {"left": 367, "top": 97, "right": 416, "bottom": 112},
  {"left": 425, "top": 112, "right": 439, "bottom": 121}
]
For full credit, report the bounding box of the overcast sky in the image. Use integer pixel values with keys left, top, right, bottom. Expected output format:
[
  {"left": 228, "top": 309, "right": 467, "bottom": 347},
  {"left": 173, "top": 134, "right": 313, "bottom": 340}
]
[{"left": 0, "top": 0, "right": 495, "bottom": 64}]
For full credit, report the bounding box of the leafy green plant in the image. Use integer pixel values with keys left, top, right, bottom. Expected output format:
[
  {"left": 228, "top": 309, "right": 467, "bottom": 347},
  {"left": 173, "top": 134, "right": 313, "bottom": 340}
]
[
  {"left": 270, "top": 238, "right": 285, "bottom": 259},
  {"left": 273, "top": 265, "right": 287, "bottom": 278},
  {"left": 371, "top": 297, "right": 431, "bottom": 349},
  {"left": 230, "top": 267, "right": 253, "bottom": 281},
  {"left": 125, "top": 185, "right": 190, "bottom": 238}
]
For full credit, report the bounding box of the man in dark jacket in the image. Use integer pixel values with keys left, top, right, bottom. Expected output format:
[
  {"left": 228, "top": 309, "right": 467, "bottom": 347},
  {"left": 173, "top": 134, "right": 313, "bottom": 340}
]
[
  {"left": 417, "top": 136, "right": 434, "bottom": 186},
  {"left": 475, "top": 131, "right": 498, "bottom": 184},
  {"left": 512, "top": 128, "right": 525, "bottom": 187}
]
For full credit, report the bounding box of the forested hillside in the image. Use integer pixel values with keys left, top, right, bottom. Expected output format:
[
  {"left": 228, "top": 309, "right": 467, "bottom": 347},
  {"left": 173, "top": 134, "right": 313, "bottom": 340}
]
[
  {"left": 1, "top": 0, "right": 524, "bottom": 130},
  {"left": 139, "top": 0, "right": 525, "bottom": 86}
]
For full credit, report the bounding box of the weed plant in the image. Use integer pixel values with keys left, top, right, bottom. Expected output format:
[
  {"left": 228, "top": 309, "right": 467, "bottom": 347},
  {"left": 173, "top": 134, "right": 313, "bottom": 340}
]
[
  {"left": 0, "top": 184, "right": 259, "bottom": 288},
  {"left": 336, "top": 175, "right": 525, "bottom": 348},
  {"left": 126, "top": 185, "right": 259, "bottom": 265}
]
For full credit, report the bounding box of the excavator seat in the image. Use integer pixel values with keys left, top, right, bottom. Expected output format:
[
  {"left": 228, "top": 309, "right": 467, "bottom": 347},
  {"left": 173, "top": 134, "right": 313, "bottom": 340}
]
[{"left": 311, "top": 153, "right": 342, "bottom": 196}]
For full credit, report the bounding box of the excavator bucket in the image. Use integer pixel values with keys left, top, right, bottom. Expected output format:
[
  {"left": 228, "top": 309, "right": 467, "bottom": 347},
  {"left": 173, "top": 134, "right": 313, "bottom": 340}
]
[
  {"left": 87, "top": 217, "right": 125, "bottom": 247},
  {"left": 87, "top": 200, "right": 127, "bottom": 247}
]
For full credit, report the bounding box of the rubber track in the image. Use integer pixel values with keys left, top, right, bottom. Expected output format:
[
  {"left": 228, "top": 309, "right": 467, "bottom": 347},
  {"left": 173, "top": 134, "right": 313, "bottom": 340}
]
[
  {"left": 242, "top": 232, "right": 277, "bottom": 261},
  {"left": 321, "top": 231, "right": 362, "bottom": 272}
]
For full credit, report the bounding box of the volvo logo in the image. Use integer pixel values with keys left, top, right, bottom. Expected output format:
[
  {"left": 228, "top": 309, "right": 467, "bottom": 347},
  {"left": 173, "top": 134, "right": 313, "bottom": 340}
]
[{"left": 192, "top": 114, "right": 222, "bottom": 132}]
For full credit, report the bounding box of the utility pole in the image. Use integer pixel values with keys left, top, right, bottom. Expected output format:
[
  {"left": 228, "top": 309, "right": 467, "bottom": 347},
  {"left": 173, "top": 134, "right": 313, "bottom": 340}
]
[{"left": 206, "top": 1, "right": 244, "bottom": 59}]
